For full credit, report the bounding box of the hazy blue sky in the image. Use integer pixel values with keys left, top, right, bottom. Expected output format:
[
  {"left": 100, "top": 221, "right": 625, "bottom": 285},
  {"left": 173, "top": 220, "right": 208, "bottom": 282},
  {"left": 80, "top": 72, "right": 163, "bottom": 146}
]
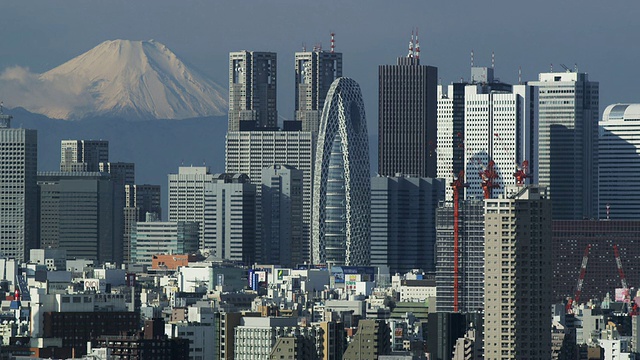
[{"left": 2, "top": 1, "right": 639, "bottom": 131}]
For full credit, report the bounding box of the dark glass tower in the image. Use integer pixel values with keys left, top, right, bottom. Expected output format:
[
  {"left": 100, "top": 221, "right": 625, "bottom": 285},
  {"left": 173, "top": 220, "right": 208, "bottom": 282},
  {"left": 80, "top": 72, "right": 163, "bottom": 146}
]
[{"left": 378, "top": 55, "right": 437, "bottom": 177}]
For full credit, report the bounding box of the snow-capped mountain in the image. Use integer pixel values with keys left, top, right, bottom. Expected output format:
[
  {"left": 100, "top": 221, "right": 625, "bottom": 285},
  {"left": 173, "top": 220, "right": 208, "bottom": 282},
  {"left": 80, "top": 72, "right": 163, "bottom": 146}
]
[{"left": 1, "top": 40, "right": 227, "bottom": 120}]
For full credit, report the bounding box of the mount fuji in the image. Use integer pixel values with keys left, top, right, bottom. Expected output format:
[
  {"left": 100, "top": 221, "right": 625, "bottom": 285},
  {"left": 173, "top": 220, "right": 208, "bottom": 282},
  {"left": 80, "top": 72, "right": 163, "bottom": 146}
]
[{"left": 1, "top": 40, "right": 227, "bottom": 120}]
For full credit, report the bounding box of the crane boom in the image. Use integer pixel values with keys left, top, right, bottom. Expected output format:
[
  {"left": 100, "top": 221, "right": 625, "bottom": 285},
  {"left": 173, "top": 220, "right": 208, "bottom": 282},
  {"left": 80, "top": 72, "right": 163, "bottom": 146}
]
[
  {"left": 566, "top": 244, "right": 590, "bottom": 313},
  {"left": 613, "top": 245, "right": 629, "bottom": 289}
]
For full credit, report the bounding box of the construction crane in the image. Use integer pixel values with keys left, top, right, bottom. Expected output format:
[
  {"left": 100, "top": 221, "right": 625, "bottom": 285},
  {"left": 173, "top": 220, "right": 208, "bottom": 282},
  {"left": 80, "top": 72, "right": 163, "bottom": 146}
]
[
  {"left": 613, "top": 245, "right": 629, "bottom": 290},
  {"left": 566, "top": 244, "right": 591, "bottom": 314},
  {"left": 493, "top": 133, "right": 532, "bottom": 186},
  {"left": 479, "top": 160, "right": 501, "bottom": 199},
  {"left": 451, "top": 170, "right": 468, "bottom": 312}
]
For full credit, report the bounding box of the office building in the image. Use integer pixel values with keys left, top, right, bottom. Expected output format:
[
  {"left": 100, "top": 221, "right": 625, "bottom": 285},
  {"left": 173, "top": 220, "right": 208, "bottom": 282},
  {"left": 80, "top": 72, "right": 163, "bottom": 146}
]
[
  {"left": 484, "top": 185, "right": 552, "bottom": 359},
  {"left": 60, "top": 140, "right": 108, "bottom": 172},
  {"left": 261, "top": 165, "right": 303, "bottom": 268},
  {"left": 378, "top": 42, "right": 437, "bottom": 178},
  {"left": 0, "top": 113, "right": 37, "bottom": 262},
  {"left": 599, "top": 104, "right": 640, "bottom": 219},
  {"left": 342, "top": 319, "right": 391, "bottom": 360},
  {"left": 437, "top": 82, "right": 467, "bottom": 201},
  {"left": 529, "top": 71, "right": 599, "bottom": 219},
  {"left": 435, "top": 200, "right": 485, "bottom": 313},
  {"left": 226, "top": 130, "right": 313, "bottom": 262},
  {"left": 99, "top": 162, "right": 135, "bottom": 186},
  {"left": 204, "top": 173, "right": 256, "bottom": 264},
  {"left": 37, "top": 172, "right": 124, "bottom": 263},
  {"left": 371, "top": 176, "right": 444, "bottom": 274},
  {"left": 123, "top": 184, "right": 162, "bottom": 263},
  {"left": 228, "top": 51, "right": 277, "bottom": 131},
  {"left": 312, "top": 77, "right": 370, "bottom": 266},
  {"left": 168, "top": 166, "right": 216, "bottom": 251},
  {"left": 130, "top": 216, "right": 199, "bottom": 266},
  {"left": 295, "top": 47, "right": 342, "bottom": 135},
  {"left": 462, "top": 68, "right": 537, "bottom": 199},
  {"left": 552, "top": 220, "right": 640, "bottom": 303},
  {"left": 427, "top": 312, "right": 467, "bottom": 360}
]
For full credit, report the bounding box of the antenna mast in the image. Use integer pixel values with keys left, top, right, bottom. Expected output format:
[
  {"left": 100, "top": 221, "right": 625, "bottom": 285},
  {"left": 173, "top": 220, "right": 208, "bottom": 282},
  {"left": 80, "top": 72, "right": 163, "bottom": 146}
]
[
  {"left": 471, "top": 49, "right": 474, "bottom": 68},
  {"left": 408, "top": 29, "right": 414, "bottom": 58},
  {"left": 330, "top": 32, "right": 335, "bottom": 53},
  {"left": 415, "top": 28, "right": 420, "bottom": 60},
  {"left": 491, "top": 51, "right": 495, "bottom": 69}
]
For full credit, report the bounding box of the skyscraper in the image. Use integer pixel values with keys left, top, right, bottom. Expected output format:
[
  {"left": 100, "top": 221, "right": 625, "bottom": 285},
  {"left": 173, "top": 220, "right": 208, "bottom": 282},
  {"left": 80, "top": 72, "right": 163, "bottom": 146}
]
[
  {"left": 204, "top": 173, "right": 256, "bottom": 264},
  {"left": 225, "top": 130, "right": 313, "bottom": 262},
  {"left": 437, "top": 82, "right": 467, "bottom": 201},
  {"left": 462, "top": 73, "right": 538, "bottom": 199},
  {"left": 378, "top": 38, "right": 437, "bottom": 178},
  {"left": 370, "top": 176, "right": 444, "bottom": 274},
  {"left": 529, "top": 71, "right": 599, "bottom": 220},
  {"left": 484, "top": 185, "right": 552, "bottom": 359},
  {"left": 60, "top": 140, "right": 109, "bottom": 172},
  {"left": 123, "top": 184, "right": 162, "bottom": 263},
  {"left": 599, "top": 104, "right": 640, "bottom": 219},
  {"left": 0, "top": 113, "right": 37, "bottom": 262},
  {"left": 261, "top": 165, "right": 303, "bottom": 268},
  {"left": 228, "top": 51, "right": 277, "bottom": 131},
  {"left": 37, "top": 172, "right": 123, "bottom": 263},
  {"left": 168, "top": 166, "right": 216, "bottom": 251},
  {"left": 294, "top": 46, "right": 342, "bottom": 136},
  {"left": 312, "top": 77, "right": 370, "bottom": 266}
]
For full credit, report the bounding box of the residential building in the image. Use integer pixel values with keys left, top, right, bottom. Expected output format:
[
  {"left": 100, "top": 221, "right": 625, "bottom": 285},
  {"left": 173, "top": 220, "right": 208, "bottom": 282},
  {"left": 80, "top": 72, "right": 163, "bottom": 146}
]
[
  {"left": 0, "top": 114, "right": 37, "bottom": 262},
  {"left": 261, "top": 164, "right": 304, "bottom": 267},
  {"left": 379, "top": 44, "right": 437, "bottom": 178},
  {"left": 312, "top": 77, "right": 370, "bottom": 266},
  {"left": 529, "top": 71, "right": 599, "bottom": 220},
  {"left": 37, "top": 172, "right": 123, "bottom": 263},
  {"left": 599, "top": 104, "right": 640, "bottom": 219},
  {"left": 484, "top": 185, "right": 552, "bottom": 359},
  {"left": 226, "top": 130, "right": 313, "bottom": 262},
  {"left": 343, "top": 319, "right": 391, "bottom": 360},
  {"left": 228, "top": 51, "right": 277, "bottom": 131},
  {"left": 371, "top": 176, "right": 444, "bottom": 273},
  {"left": 295, "top": 47, "right": 342, "bottom": 136},
  {"left": 130, "top": 216, "right": 199, "bottom": 266},
  {"left": 60, "top": 139, "right": 108, "bottom": 172}
]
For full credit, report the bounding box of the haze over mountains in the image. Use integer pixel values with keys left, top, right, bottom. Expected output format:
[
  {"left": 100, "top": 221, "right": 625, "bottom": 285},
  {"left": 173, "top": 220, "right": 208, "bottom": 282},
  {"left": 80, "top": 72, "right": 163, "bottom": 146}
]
[{"left": 0, "top": 39, "right": 228, "bottom": 120}]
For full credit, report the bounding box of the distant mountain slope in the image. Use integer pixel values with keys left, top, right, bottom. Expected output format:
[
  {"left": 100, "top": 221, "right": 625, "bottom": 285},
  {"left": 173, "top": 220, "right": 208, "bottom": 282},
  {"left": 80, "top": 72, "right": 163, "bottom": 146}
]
[{"left": 4, "top": 40, "right": 228, "bottom": 120}]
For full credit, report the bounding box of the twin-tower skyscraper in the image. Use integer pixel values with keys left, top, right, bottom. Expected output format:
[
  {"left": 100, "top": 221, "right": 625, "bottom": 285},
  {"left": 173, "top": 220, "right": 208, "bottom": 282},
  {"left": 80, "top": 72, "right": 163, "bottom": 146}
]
[{"left": 226, "top": 43, "right": 370, "bottom": 266}]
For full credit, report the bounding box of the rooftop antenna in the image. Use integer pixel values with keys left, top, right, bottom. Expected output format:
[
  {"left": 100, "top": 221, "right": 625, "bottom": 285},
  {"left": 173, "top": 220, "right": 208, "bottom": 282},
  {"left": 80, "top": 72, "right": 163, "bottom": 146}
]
[
  {"left": 415, "top": 27, "right": 420, "bottom": 60},
  {"left": 408, "top": 29, "right": 414, "bottom": 58},
  {"left": 0, "top": 101, "right": 3, "bottom": 115},
  {"left": 550, "top": 63, "right": 553, "bottom": 73},
  {"left": 330, "top": 32, "right": 335, "bottom": 53},
  {"left": 471, "top": 49, "right": 474, "bottom": 67},
  {"left": 491, "top": 51, "right": 495, "bottom": 69},
  {"left": 518, "top": 66, "right": 522, "bottom": 85},
  {"left": 302, "top": 42, "right": 306, "bottom": 52},
  {"left": 574, "top": 63, "right": 578, "bottom": 72}
]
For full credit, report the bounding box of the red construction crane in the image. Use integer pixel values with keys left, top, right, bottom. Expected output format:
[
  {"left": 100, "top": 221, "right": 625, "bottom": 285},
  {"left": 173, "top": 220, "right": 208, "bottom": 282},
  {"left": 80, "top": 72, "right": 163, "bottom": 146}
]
[
  {"left": 613, "top": 245, "right": 629, "bottom": 289},
  {"left": 451, "top": 170, "right": 468, "bottom": 312},
  {"left": 480, "top": 160, "right": 501, "bottom": 199},
  {"left": 493, "top": 133, "right": 532, "bottom": 186},
  {"left": 566, "top": 244, "right": 591, "bottom": 314}
]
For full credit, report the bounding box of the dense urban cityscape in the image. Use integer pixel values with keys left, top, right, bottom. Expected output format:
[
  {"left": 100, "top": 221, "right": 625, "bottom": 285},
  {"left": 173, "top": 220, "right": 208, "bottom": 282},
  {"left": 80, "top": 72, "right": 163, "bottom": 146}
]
[{"left": 0, "top": 16, "right": 639, "bottom": 360}]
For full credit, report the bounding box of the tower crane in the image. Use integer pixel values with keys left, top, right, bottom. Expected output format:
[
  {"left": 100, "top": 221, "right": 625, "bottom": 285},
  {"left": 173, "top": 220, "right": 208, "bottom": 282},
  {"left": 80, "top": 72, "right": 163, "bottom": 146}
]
[
  {"left": 493, "top": 133, "right": 532, "bottom": 186},
  {"left": 613, "top": 245, "right": 629, "bottom": 290},
  {"left": 451, "top": 170, "right": 468, "bottom": 312},
  {"left": 566, "top": 244, "right": 591, "bottom": 314}
]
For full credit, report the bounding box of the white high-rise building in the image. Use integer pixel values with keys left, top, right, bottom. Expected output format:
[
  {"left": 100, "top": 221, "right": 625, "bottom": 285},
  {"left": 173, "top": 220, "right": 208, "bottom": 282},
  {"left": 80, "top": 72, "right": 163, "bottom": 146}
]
[
  {"left": 599, "top": 104, "right": 640, "bottom": 219},
  {"left": 463, "top": 81, "right": 537, "bottom": 199},
  {"left": 529, "top": 71, "right": 599, "bottom": 220},
  {"left": 60, "top": 140, "right": 108, "bottom": 172},
  {"left": 168, "top": 166, "right": 216, "bottom": 251},
  {"left": 225, "top": 131, "right": 313, "bottom": 262},
  {"left": 0, "top": 114, "right": 37, "bottom": 262}
]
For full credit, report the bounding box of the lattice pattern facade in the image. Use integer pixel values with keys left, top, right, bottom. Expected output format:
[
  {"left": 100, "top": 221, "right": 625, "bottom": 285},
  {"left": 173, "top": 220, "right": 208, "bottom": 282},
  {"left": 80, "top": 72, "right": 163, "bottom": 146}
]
[{"left": 312, "top": 77, "right": 370, "bottom": 266}]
